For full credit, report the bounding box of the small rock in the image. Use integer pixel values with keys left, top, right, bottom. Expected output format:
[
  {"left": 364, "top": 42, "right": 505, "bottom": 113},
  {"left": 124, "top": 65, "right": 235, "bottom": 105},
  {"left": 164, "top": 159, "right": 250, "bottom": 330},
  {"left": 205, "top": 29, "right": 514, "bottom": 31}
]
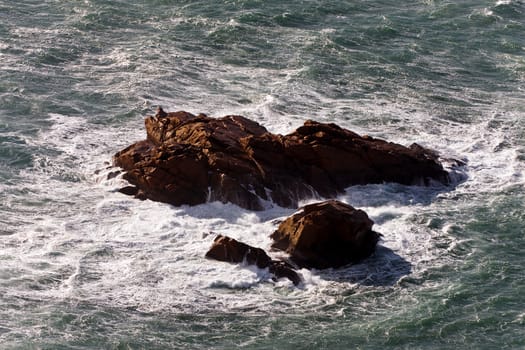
[
  {"left": 118, "top": 185, "right": 139, "bottom": 196},
  {"left": 205, "top": 235, "right": 302, "bottom": 285},
  {"left": 270, "top": 200, "right": 381, "bottom": 269}
]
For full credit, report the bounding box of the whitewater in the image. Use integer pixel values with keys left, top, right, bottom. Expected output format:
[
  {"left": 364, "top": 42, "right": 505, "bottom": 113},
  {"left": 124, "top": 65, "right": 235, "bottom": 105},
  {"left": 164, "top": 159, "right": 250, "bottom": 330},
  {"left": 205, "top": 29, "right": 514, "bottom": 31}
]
[{"left": 1, "top": 0, "right": 524, "bottom": 348}]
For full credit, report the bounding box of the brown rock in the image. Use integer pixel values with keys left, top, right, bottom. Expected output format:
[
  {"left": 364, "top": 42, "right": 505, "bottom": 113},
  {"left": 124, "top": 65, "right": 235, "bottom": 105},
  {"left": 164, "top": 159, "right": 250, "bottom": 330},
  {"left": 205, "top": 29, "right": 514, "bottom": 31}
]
[
  {"left": 268, "top": 261, "right": 302, "bottom": 286},
  {"left": 270, "top": 200, "right": 381, "bottom": 269},
  {"left": 205, "top": 234, "right": 272, "bottom": 268},
  {"left": 118, "top": 185, "right": 139, "bottom": 196},
  {"left": 114, "top": 111, "right": 450, "bottom": 210},
  {"left": 205, "top": 235, "right": 302, "bottom": 285}
]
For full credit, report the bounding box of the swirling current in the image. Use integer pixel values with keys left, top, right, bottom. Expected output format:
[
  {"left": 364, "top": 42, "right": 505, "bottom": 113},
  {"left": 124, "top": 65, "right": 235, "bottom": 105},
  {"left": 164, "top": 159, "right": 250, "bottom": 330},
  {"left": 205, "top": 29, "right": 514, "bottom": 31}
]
[{"left": 0, "top": 0, "right": 524, "bottom": 348}]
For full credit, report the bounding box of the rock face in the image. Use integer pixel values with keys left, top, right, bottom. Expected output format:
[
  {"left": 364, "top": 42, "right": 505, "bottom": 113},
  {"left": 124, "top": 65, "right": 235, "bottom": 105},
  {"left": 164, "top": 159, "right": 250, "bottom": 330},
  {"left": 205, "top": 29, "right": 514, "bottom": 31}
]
[
  {"left": 114, "top": 110, "right": 450, "bottom": 210},
  {"left": 205, "top": 235, "right": 302, "bottom": 285},
  {"left": 270, "top": 200, "right": 381, "bottom": 269}
]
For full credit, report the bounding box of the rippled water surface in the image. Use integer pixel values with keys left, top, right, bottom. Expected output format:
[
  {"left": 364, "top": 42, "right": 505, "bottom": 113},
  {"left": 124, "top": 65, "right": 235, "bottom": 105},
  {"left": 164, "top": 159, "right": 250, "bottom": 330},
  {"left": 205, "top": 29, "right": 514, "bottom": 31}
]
[{"left": 1, "top": 0, "right": 524, "bottom": 348}]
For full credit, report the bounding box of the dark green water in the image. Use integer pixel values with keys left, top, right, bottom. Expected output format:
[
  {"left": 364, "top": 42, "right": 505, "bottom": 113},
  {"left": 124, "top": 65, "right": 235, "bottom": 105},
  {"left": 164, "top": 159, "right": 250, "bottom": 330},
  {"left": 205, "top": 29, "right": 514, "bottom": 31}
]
[{"left": 1, "top": 0, "right": 524, "bottom": 348}]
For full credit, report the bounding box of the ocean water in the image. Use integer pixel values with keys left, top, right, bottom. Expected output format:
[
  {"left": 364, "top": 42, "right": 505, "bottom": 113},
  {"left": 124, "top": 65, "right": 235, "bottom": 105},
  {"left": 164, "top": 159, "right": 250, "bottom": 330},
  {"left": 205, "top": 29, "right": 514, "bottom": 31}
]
[{"left": 1, "top": 0, "right": 524, "bottom": 348}]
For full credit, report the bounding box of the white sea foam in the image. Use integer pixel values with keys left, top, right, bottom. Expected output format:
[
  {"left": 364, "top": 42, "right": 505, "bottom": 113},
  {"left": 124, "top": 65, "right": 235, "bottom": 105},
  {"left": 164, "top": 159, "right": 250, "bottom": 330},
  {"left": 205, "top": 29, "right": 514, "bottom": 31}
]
[
  {"left": 5, "top": 67, "right": 523, "bottom": 315},
  {"left": 1, "top": 1, "right": 524, "bottom": 346}
]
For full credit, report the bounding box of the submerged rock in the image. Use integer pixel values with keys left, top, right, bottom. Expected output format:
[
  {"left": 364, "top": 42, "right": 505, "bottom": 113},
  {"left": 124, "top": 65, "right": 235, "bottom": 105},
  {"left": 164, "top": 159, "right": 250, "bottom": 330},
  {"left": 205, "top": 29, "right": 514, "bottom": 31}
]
[
  {"left": 114, "top": 110, "right": 450, "bottom": 210},
  {"left": 270, "top": 200, "right": 381, "bottom": 269},
  {"left": 205, "top": 234, "right": 302, "bottom": 285}
]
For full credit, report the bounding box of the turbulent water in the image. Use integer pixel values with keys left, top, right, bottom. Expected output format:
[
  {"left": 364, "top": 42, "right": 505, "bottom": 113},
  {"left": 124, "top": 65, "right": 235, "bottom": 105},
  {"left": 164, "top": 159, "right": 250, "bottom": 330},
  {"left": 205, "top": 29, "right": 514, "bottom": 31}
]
[{"left": 1, "top": 0, "right": 524, "bottom": 348}]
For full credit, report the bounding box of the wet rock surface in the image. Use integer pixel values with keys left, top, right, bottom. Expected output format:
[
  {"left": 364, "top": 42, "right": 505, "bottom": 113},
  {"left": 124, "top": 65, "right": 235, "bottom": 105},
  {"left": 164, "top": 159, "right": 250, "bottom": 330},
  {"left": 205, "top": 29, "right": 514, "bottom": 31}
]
[
  {"left": 205, "top": 234, "right": 302, "bottom": 285},
  {"left": 270, "top": 200, "right": 381, "bottom": 269},
  {"left": 113, "top": 110, "right": 450, "bottom": 210}
]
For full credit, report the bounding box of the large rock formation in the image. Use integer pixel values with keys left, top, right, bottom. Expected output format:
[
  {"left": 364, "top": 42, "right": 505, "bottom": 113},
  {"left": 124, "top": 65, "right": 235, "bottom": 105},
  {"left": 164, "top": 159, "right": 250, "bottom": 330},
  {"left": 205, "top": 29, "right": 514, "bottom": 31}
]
[
  {"left": 113, "top": 110, "right": 450, "bottom": 210},
  {"left": 205, "top": 234, "right": 302, "bottom": 285},
  {"left": 270, "top": 200, "right": 381, "bottom": 269}
]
